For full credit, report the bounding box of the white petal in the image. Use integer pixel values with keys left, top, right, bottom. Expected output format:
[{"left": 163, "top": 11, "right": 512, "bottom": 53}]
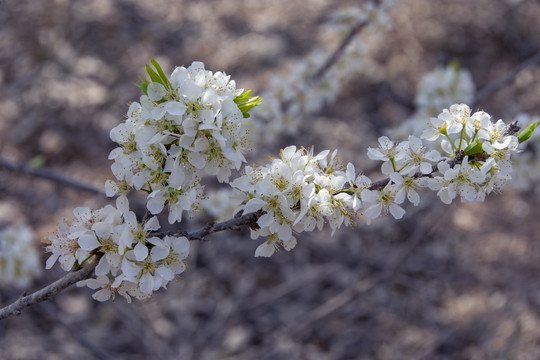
[
  {"left": 92, "top": 289, "right": 112, "bottom": 302},
  {"left": 168, "top": 166, "right": 185, "bottom": 188},
  {"left": 437, "top": 188, "right": 453, "bottom": 205},
  {"left": 150, "top": 246, "right": 169, "bottom": 262},
  {"left": 389, "top": 204, "right": 405, "bottom": 219},
  {"left": 122, "top": 259, "right": 141, "bottom": 277},
  {"left": 277, "top": 224, "right": 292, "bottom": 241},
  {"left": 147, "top": 195, "right": 165, "bottom": 215},
  {"left": 152, "top": 104, "right": 167, "bottom": 120},
  {"left": 139, "top": 272, "right": 154, "bottom": 294},
  {"left": 361, "top": 189, "right": 380, "bottom": 203},
  {"left": 115, "top": 195, "right": 130, "bottom": 213},
  {"left": 148, "top": 82, "right": 165, "bottom": 101},
  {"left": 166, "top": 101, "right": 187, "bottom": 116},
  {"left": 73, "top": 207, "right": 92, "bottom": 223},
  {"left": 143, "top": 216, "right": 160, "bottom": 232},
  {"left": 95, "top": 256, "right": 111, "bottom": 276},
  {"left": 407, "top": 189, "right": 420, "bottom": 206},
  {"left": 78, "top": 233, "right": 100, "bottom": 251},
  {"left": 245, "top": 198, "right": 266, "bottom": 213},
  {"left": 156, "top": 267, "right": 175, "bottom": 281},
  {"left": 420, "top": 162, "right": 433, "bottom": 174},
  {"left": 45, "top": 254, "right": 60, "bottom": 270},
  {"left": 134, "top": 243, "right": 149, "bottom": 261},
  {"left": 257, "top": 213, "right": 274, "bottom": 228},
  {"left": 171, "top": 236, "right": 190, "bottom": 255},
  {"left": 365, "top": 204, "right": 382, "bottom": 219},
  {"left": 188, "top": 152, "right": 206, "bottom": 169},
  {"left": 254, "top": 241, "right": 275, "bottom": 257}
]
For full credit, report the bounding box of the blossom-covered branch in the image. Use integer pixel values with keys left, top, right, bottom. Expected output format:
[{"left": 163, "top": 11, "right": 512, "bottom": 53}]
[
  {"left": 2, "top": 35, "right": 539, "bottom": 317},
  {"left": 34, "top": 51, "right": 539, "bottom": 305}
]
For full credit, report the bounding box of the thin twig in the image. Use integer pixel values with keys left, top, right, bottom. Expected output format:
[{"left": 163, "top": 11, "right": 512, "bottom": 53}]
[
  {"left": 474, "top": 49, "right": 540, "bottom": 105},
  {"left": 0, "top": 157, "right": 104, "bottom": 195}
]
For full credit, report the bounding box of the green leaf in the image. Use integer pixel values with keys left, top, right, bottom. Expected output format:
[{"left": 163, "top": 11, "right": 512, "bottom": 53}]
[
  {"left": 234, "top": 90, "right": 262, "bottom": 118},
  {"left": 134, "top": 76, "right": 150, "bottom": 95},
  {"left": 146, "top": 64, "right": 162, "bottom": 84},
  {"left": 518, "top": 121, "right": 540, "bottom": 143},
  {"left": 135, "top": 58, "right": 173, "bottom": 95},
  {"left": 464, "top": 139, "right": 484, "bottom": 155},
  {"left": 151, "top": 57, "right": 171, "bottom": 90}
]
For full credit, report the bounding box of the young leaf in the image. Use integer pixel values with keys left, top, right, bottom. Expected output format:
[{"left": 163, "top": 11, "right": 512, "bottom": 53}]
[
  {"left": 234, "top": 90, "right": 263, "bottom": 118},
  {"left": 464, "top": 139, "right": 484, "bottom": 155},
  {"left": 518, "top": 121, "right": 540, "bottom": 143},
  {"left": 151, "top": 57, "right": 172, "bottom": 90},
  {"left": 146, "top": 64, "right": 163, "bottom": 84},
  {"left": 134, "top": 76, "right": 150, "bottom": 96}
]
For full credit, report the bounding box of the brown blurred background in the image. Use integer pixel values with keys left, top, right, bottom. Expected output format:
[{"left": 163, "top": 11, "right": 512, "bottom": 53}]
[{"left": 1, "top": 0, "right": 540, "bottom": 359}]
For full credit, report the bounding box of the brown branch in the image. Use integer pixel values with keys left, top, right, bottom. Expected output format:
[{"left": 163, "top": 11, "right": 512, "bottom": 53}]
[
  {"left": 155, "top": 209, "right": 262, "bottom": 239},
  {"left": 0, "top": 257, "right": 100, "bottom": 320},
  {"left": 0, "top": 157, "right": 104, "bottom": 196}
]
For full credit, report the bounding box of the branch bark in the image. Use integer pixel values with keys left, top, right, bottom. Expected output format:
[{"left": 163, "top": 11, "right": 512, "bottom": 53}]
[
  {"left": 0, "top": 211, "right": 261, "bottom": 321},
  {"left": 0, "top": 258, "right": 99, "bottom": 320}
]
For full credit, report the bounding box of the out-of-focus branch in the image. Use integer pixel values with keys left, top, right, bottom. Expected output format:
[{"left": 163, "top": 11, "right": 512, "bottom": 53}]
[
  {"left": 474, "top": 49, "right": 540, "bottom": 105},
  {"left": 311, "top": 18, "right": 368, "bottom": 81},
  {"left": 0, "top": 157, "right": 104, "bottom": 195}
]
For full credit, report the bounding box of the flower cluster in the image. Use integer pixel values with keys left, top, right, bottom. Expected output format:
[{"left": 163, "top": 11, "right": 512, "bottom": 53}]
[
  {"left": 0, "top": 225, "right": 41, "bottom": 288},
  {"left": 231, "top": 146, "right": 366, "bottom": 257},
  {"left": 107, "top": 61, "right": 253, "bottom": 223},
  {"left": 45, "top": 196, "right": 189, "bottom": 302},
  {"left": 380, "top": 104, "right": 520, "bottom": 205}
]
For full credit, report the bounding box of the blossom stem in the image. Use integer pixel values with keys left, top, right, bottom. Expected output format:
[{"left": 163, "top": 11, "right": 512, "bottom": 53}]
[{"left": 445, "top": 134, "right": 458, "bottom": 151}]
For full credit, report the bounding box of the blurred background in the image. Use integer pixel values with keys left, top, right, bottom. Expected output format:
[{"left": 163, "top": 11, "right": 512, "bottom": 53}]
[{"left": 1, "top": 0, "right": 540, "bottom": 359}]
